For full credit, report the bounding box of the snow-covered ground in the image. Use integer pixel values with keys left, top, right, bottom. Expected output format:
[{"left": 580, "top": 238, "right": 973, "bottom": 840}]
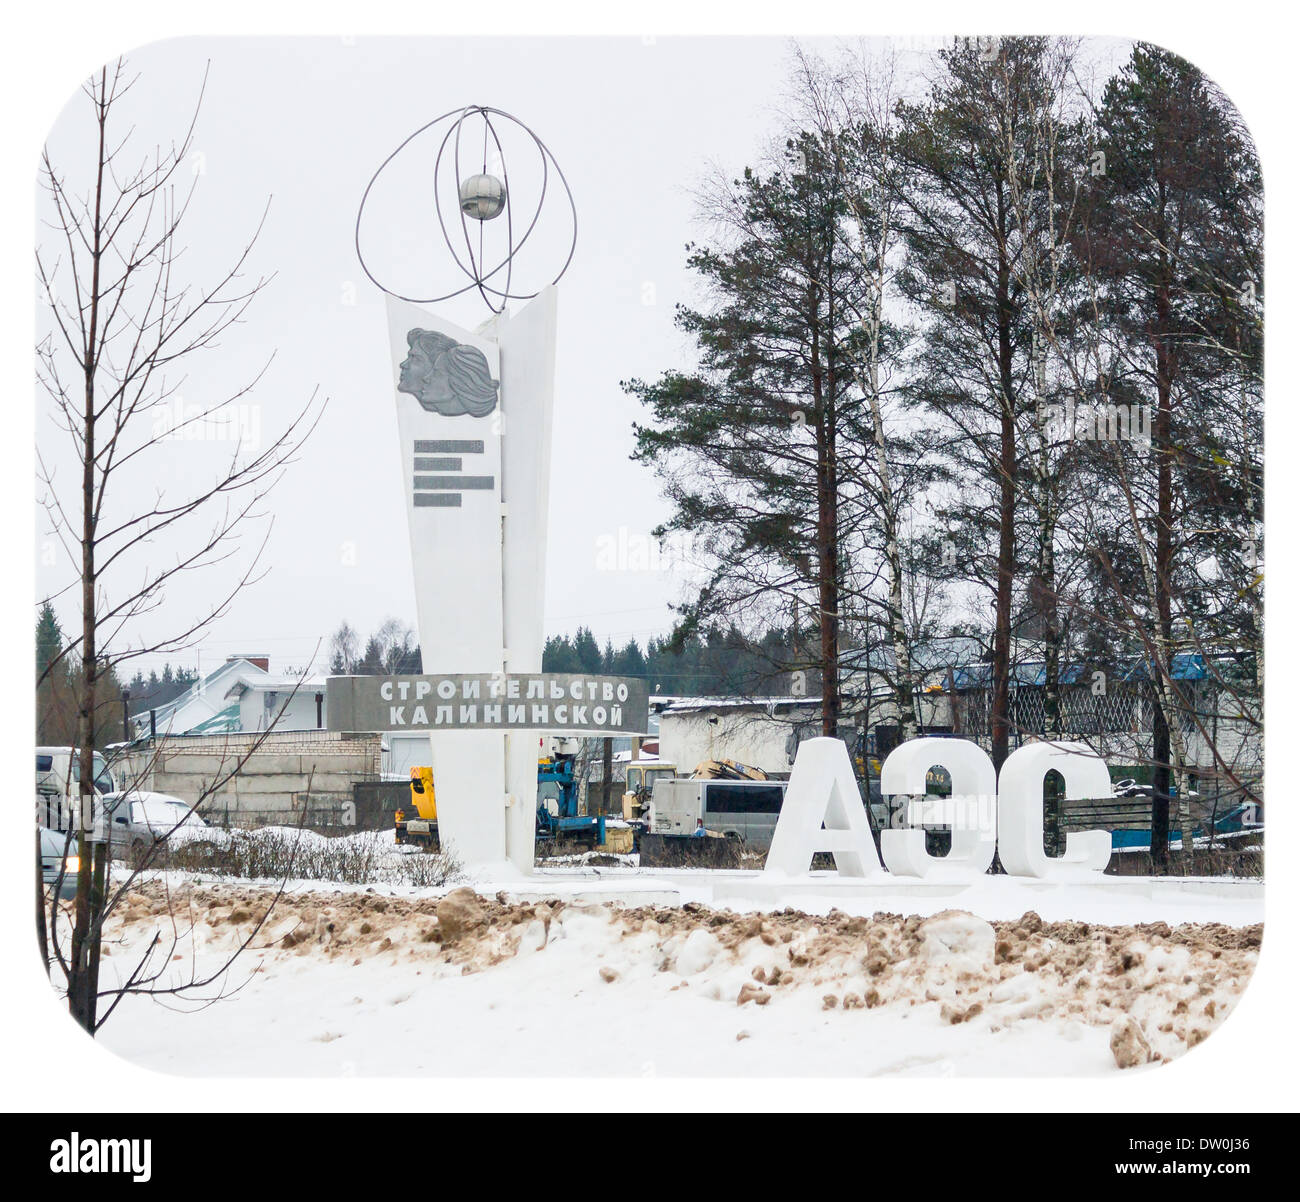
[
  {"left": 84, "top": 861, "right": 1262, "bottom": 1078},
  {"left": 530, "top": 867, "right": 1264, "bottom": 927}
]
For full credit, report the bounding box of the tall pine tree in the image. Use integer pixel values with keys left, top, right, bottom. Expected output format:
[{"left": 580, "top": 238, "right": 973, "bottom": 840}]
[{"left": 627, "top": 127, "right": 870, "bottom": 735}]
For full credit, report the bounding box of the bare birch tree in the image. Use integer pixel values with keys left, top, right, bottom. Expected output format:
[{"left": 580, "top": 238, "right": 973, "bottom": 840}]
[
  {"left": 35, "top": 58, "right": 322, "bottom": 1033},
  {"left": 787, "top": 44, "right": 928, "bottom": 744}
]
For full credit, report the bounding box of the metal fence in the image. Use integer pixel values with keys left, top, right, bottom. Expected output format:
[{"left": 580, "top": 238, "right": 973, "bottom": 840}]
[{"left": 955, "top": 680, "right": 1221, "bottom": 741}]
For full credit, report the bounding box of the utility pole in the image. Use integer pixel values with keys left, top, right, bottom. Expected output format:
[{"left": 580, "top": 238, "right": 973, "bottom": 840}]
[{"left": 601, "top": 737, "right": 613, "bottom": 816}]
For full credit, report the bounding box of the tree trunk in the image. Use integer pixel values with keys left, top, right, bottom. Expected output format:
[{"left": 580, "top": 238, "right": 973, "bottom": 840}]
[
  {"left": 810, "top": 297, "right": 840, "bottom": 739},
  {"left": 1151, "top": 700, "right": 1172, "bottom": 869},
  {"left": 882, "top": 509, "right": 915, "bottom": 740},
  {"left": 600, "top": 738, "right": 612, "bottom": 816},
  {"left": 867, "top": 278, "right": 914, "bottom": 741},
  {"left": 1150, "top": 267, "right": 1191, "bottom": 867},
  {"left": 36, "top": 828, "right": 49, "bottom": 973},
  {"left": 1036, "top": 437, "right": 1062, "bottom": 738},
  {"left": 991, "top": 189, "right": 1016, "bottom": 769},
  {"left": 1031, "top": 332, "right": 1062, "bottom": 739},
  {"left": 68, "top": 69, "right": 108, "bottom": 1035},
  {"left": 847, "top": 177, "right": 914, "bottom": 742}
]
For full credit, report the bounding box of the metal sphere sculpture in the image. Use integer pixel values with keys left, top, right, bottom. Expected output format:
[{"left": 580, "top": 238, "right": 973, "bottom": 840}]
[
  {"left": 356, "top": 104, "right": 577, "bottom": 314},
  {"left": 458, "top": 172, "right": 506, "bottom": 221}
]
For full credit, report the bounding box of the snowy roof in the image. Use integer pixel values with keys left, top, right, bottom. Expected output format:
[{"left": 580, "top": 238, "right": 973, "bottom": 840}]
[
  {"left": 949, "top": 662, "right": 1088, "bottom": 690},
  {"left": 185, "top": 703, "right": 243, "bottom": 734},
  {"left": 131, "top": 657, "right": 270, "bottom": 729},
  {"left": 660, "top": 696, "right": 819, "bottom": 715},
  {"left": 613, "top": 750, "right": 662, "bottom": 764},
  {"left": 1119, "top": 653, "right": 1209, "bottom": 683},
  {"left": 129, "top": 655, "right": 304, "bottom": 735},
  {"left": 226, "top": 673, "right": 327, "bottom": 696},
  {"left": 948, "top": 653, "right": 1212, "bottom": 691},
  {"left": 839, "top": 636, "right": 988, "bottom": 675}
]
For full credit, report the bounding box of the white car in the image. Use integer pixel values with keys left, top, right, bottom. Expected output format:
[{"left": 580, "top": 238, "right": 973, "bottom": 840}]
[
  {"left": 39, "top": 826, "right": 80, "bottom": 899},
  {"left": 104, "top": 791, "right": 229, "bottom": 862}
]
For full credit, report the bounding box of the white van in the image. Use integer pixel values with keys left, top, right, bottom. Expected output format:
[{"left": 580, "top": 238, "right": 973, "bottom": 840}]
[
  {"left": 35, "top": 747, "right": 118, "bottom": 835},
  {"left": 649, "top": 778, "right": 789, "bottom": 850}
]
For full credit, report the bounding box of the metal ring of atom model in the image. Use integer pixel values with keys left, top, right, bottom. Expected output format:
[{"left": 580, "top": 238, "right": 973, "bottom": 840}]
[{"left": 355, "top": 104, "right": 578, "bottom": 314}]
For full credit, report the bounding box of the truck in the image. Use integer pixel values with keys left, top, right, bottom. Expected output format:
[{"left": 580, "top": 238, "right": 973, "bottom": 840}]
[
  {"left": 394, "top": 765, "right": 437, "bottom": 847},
  {"left": 36, "top": 746, "right": 118, "bottom": 835},
  {"left": 627, "top": 758, "right": 781, "bottom": 842},
  {"left": 394, "top": 752, "right": 606, "bottom": 849},
  {"left": 621, "top": 759, "right": 678, "bottom": 822},
  {"left": 535, "top": 753, "right": 605, "bottom": 846}
]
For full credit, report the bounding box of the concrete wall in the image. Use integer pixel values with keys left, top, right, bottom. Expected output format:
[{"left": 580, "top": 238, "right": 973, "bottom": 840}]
[{"left": 113, "top": 730, "right": 383, "bottom": 825}]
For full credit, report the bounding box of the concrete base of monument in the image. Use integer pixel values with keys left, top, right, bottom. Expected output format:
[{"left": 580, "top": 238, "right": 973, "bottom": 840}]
[{"left": 475, "top": 866, "right": 1262, "bottom": 926}]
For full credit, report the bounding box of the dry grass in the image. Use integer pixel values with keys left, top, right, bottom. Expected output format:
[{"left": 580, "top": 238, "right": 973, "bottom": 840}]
[
  {"left": 1106, "top": 842, "right": 1262, "bottom": 878},
  {"left": 165, "top": 829, "right": 461, "bottom": 888}
]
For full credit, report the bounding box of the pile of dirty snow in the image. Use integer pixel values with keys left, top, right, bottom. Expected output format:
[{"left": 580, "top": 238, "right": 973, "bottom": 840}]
[{"left": 89, "top": 882, "right": 1260, "bottom": 1077}]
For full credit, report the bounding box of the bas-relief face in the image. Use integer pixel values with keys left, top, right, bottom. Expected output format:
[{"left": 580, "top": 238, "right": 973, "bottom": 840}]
[
  {"left": 397, "top": 328, "right": 500, "bottom": 419},
  {"left": 396, "top": 345, "right": 423, "bottom": 393},
  {"left": 398, "top": 345, "right": 455, "bottom": 408}
]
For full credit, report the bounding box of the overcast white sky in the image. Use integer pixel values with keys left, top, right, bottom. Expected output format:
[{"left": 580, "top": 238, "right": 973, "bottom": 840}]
[{"left": 34, "top": 34, "right": 1130, "bottom": 679}]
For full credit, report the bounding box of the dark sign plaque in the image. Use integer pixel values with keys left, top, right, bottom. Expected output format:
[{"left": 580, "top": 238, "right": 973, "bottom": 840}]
[{"left": 326, "top": 672, "right": 650, "bottom": 735}]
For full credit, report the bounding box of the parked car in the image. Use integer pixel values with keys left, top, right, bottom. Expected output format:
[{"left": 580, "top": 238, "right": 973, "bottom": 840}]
[
  {"left": 650, "top": 778, "right": 790, "bottom": 850},
  {"left": 1111, "top": 777, "right": 1198, "bottom": 801},
  {"left": 38, "top": 827, "right": 79, "bottom": 900},
  {"left": 103, "top": 791, "right": 227, "bottom": 862}
]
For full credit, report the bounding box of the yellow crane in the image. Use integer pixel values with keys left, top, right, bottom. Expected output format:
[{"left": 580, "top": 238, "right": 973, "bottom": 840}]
[{"left": 395, "top": 766, "right": 438, "bottom": 846}]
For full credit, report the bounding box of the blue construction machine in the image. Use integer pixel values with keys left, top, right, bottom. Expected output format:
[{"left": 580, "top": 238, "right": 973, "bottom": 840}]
[{"left": 536, "top": 753, "right": 606, "bottom": 846}]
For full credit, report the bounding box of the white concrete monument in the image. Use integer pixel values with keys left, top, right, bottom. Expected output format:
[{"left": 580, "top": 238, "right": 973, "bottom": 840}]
[
  {"left": 996, "top": 741, "right": 1113, "bottom": 880},
  {"left": 765, "top": 735, "right": 1113, "bottom": 882},
  {"left": 765, "top": 737, "right": 889, "bottom": 879},
  {"left": 384, "top": 292, "right": 556, "bottom": 869},
  {"left": 879, "top": 736, "right": 998, "bottom": 880},
  {"left": 355, "top": 106, "right": 581, "bottom": 873}
]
